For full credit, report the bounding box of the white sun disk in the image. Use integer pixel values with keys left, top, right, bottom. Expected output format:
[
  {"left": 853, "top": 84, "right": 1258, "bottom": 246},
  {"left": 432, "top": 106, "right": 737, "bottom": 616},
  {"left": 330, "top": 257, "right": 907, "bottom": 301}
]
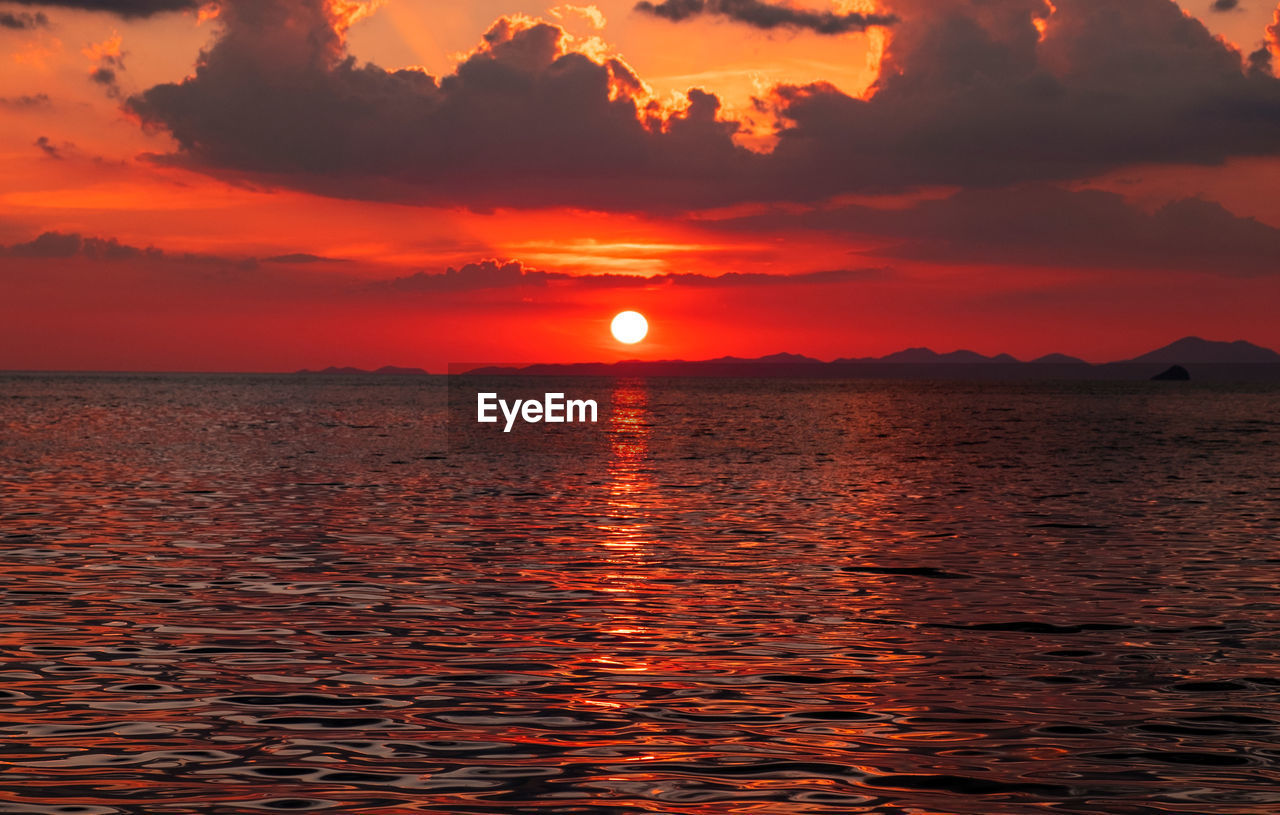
[{"left": 611, "top": 311, "right": 648, "bottom": 344}]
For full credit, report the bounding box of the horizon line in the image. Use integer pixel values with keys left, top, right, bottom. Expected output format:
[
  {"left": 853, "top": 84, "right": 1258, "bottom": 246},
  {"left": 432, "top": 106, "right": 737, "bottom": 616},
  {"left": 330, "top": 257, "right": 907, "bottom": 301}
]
[{"left": 2, "top": 335, "right": 1275, "bottom": 376}]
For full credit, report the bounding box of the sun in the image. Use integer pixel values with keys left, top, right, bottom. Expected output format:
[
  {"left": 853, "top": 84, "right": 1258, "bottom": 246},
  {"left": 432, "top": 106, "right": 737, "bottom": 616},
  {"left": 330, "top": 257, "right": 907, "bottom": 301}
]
[{"left": 610, "top": 311, "right": 648, "bottom": 344}]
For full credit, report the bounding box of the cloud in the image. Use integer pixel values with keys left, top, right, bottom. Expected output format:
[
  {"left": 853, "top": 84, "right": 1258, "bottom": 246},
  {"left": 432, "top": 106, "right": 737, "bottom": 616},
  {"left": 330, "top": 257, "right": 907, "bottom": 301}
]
[
  {"left": 84, "top": 33, "right": 126, "bottom": 98},
  {"left": 715, "top": 185, "right": 1280, "bottom": 276},
  {"left": 33, "top": 136, "right": 65, "bottom": 159},
  {"left": 1250, "top": 4, "right": 1280, "bottom": 77},
  {"left": 550, "top": 4, "right": 607, "bottom": 29},
  {"left": 1210, "top": 0, "right": 1240, "bottom": 11},
  {"left": 90, "top": 66, "right": 120, "bottom": 89},
  {"left": 4, "top": 232, "right": 158, "bottom": 260},
  {"left": 380, "top": 260, "right": 552, "bottom": 293},
  {"left": 643, "top": 267, "right": 889, "bottom": 286},
  {"left": 0, "top": 10, "right": 48, "bottom": 28},
  {"left": 4, "top": 0, "right": 201, "bottom": 18},
  {"left": 128, "top": 1, "right": 753, "bottom": 210},
  {"left": 376, "top": 259, "right": 888, "bottom": 293},
  {"left": 127, "top": 0, "right": 1280, "bottom": 210},
  {"left": 1, "top": 93, "right": 52, "bottom": 109},
  {"left": 1, "top": 232, "right": 886, "bottom": 296},
  {"left": 6, "top": 232, "right": 81, "bottom": 258},
  {"left": 758, "top": 0, "right": 1280, "bottom": 197},
  {"left": 0, "top": 232, "right": 325, "bottom": 268},
  {"left": 263, "top": 253, "right": 349, "bottom": 264},
  {"left": 633, "top": 0, "right": 897, "bottom": 34}
]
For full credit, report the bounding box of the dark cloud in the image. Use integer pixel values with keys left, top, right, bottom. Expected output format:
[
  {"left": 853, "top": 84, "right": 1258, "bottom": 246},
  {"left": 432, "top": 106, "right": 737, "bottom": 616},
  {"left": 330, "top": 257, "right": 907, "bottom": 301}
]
[
  {"left": 1, "top": 93, "right": 52, "bottom": 109},
  {"left": 377, "top": 259, "right": 888, "bottom": 294},
  {"left": 86, "top": 39, "right": 127, "bottom": 98},
  {"left": 381, "top": 260, "right": 552, "bottom": 293},
  {"left": 90, "top": 66, "right": 119, "bottom": 89},
  {"left": 129, "top": 2, "right": 752, "bottom": 210},
  {"left": 7, "top": 232, "right": 82, "bottom": 258},
  {"left": 4, "top": 0, "right": 200, "bottom": 18},
  {"left": 33, "top": 136, "right": 64, "bottom": 159},
  {"left": 634, "top": 0, "right": 897, "bottom": 34},
  {"left": 0, "top": 10, "right": 48, "bottom": 28},
  {"left": 263, "top": 253, "right": 349, "bottom": 264},
  {"left": 0, "top": 232, "right": 326, "bottom": 268},
  {"left": 127, "top": 0, "right": 1280, "bottom": 210},
  {"left": 715, "top": 186, "right": 1280, "bottom": 277},
  {"left": 646, "top": 267, "right": 889, "bottom": 286},
  {"left": 2, "top": 232, "right": 886, "bottom": 292},
  {"left": 760, "top": 0, "right": 1280, "bottom": 196},
  {"left": 1248, "top": 46, "right": 1272, "bottom": 76},
  {"left": 4, "top": 232, "right": 156, "bottom": 260},
  {"left": 1211, "top": 0, "right": 1240, "bottom": 10}
]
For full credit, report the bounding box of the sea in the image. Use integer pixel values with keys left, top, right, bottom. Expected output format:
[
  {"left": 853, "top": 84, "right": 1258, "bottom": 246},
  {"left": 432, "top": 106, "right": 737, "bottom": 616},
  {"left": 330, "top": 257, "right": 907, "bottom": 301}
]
[{"left": 2, "top": 373, "right": 1279, "bottom": 814}]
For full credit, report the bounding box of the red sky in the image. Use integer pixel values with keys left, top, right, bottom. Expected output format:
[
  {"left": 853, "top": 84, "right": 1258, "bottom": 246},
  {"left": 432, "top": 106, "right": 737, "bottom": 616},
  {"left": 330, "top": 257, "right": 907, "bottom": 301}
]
[{"left": 2, "top": 0, "right": 1280, "bottom": 370}]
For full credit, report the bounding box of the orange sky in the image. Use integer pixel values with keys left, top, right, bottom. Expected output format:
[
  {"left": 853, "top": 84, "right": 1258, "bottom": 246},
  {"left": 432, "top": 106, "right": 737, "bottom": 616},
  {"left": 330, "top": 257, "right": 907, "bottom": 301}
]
[{"left": 3, "top": 0, "right": 1280, "bottom": 370}]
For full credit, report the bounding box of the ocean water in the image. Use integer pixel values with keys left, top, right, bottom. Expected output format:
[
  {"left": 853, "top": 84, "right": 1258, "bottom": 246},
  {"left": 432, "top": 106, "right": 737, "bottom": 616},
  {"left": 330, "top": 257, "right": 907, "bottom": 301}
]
[{"left": 2, "top": 373, "right": 1279, "bottom": 814}]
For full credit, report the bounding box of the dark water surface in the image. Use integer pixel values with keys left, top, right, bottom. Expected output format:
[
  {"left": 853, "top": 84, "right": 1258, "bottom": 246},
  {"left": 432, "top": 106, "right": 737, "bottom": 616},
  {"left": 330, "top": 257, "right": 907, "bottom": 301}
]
[{"left": 2, "top": 374, "right": 1279, "bottom": 814}]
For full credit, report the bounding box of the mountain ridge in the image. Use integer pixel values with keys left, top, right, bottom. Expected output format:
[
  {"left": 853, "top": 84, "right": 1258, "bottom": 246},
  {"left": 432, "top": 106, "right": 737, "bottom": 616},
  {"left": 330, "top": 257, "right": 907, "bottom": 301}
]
[
  {"left": 1127, "top": 336, "right": 1280, "bottom": 365},
  {"left": 295, "top": 337, "right": 1280, "bottom": 379}
]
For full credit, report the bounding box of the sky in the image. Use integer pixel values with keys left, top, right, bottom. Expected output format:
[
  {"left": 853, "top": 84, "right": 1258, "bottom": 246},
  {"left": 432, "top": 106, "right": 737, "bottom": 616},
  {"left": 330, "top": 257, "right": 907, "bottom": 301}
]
[{"left": 2, "top": 0, "right": 1280, "bottom": 371}]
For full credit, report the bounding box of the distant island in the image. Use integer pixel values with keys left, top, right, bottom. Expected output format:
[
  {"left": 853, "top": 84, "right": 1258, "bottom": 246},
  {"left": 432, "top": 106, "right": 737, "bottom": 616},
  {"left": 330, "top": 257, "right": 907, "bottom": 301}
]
[{"left": 298, "top": 337, "right": 1280, "bottom": 381}]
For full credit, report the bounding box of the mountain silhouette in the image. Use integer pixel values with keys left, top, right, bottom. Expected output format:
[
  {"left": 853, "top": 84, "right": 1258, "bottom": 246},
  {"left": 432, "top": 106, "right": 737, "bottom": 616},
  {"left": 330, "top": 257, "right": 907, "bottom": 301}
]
[
  {"left": 835, "top": 348, "right": 1021, "bottom": 364},
  {"left": 882, "top": 348, "right": 1004, "bottom": 364},
  {"left": 303, "top": 337, "right": 1280, "bottom": 381},
  {"left": 1030, "top": 353, "right": 1089, "bottom": 364},
  {"left": 1125, "top": 336, "right": 1280, "bottom": 364}
]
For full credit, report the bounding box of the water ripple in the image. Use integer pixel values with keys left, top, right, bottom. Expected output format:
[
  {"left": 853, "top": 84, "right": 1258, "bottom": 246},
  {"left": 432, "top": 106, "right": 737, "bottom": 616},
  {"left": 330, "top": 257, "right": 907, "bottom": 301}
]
[{"left": 1, "top": 374, "right": 1278, "bottom": 813}]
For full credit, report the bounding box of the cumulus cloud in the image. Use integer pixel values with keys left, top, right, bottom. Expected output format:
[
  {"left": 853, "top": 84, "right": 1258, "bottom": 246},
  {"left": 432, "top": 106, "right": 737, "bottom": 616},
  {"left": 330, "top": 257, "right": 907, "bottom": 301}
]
[
  {"left": 4, "top": 0, "right": 201, "bottom": 18},
  {"left": 127, "top": 0, "right": 1280, "bottom": 210},
  {"left": 551, "top": 4, "right": 607, "bottom": 29},
  {"left": 1249, "top": 4, "right": 1280, "bottom": 77},
  {"left": 0, "top": 10, "right": 49, "bottom": 28},
  {"left": 759, "top": 0, "right": 1280, "bottom": 197},
  {"left": 634, "top": 0, "right": 897, "bottom": 34},
  {"left": 715, "top": 185, "right": 1280, "bottom": 276},
  {"left": 129, "top": 1, "right": 752, "bottom": 210}
]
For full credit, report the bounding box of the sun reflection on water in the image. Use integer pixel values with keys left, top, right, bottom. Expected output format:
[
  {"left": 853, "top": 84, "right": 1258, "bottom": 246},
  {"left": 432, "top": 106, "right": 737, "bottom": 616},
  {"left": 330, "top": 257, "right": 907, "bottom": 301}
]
[{"left": 600, "top": 378, "right": 653, "bottom": 553}]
